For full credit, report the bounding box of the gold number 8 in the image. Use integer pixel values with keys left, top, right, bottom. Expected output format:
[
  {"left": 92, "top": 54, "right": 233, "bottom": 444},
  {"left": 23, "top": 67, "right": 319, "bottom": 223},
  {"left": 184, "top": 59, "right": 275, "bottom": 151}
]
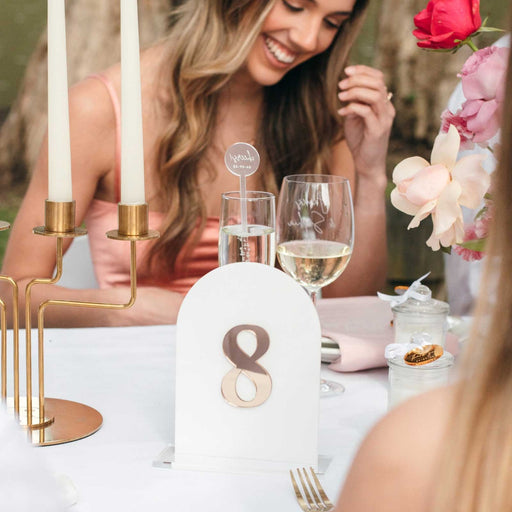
[{"left": 221, "top": 324, "right": 272, "bottom": 408}]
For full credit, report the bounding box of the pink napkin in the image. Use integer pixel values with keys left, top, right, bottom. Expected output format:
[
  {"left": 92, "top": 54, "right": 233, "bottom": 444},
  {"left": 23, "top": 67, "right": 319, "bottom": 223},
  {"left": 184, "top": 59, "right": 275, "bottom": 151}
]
[{"left": 317, "top": 296, "right": 458, "bottom": 372}]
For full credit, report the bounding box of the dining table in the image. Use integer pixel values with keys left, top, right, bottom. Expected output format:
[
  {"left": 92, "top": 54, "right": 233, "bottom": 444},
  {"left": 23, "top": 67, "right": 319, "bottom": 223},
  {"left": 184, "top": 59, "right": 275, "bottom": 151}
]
[{"left": 4, "top": 300, "right": 390, "bottom": 511}]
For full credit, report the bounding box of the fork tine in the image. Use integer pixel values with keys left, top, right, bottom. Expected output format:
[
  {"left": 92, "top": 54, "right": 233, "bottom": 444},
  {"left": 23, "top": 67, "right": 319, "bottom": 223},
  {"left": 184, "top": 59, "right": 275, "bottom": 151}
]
[
  {"left": 289, "top": 470, "right": 312, "bottom": 512},
  {"left": 301, "top": 468, "right": 324, "bottom": 509},
  {"left": 308, "top": 467, "right": 334, "bottom": 510},
  {"left": 297, "top": 467, "right": 319, "bottom": 511}
]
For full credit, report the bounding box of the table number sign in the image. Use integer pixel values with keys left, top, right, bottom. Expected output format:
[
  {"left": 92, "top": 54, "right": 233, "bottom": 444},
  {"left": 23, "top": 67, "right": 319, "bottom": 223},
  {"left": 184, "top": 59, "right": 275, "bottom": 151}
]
[{"left": 172, "top": 263, "right": 321, "bottom": 473}]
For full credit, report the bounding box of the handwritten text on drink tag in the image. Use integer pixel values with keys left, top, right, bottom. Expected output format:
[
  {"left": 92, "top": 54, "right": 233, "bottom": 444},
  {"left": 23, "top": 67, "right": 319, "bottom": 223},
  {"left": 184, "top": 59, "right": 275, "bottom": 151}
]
[{"left": 224, "top": 143, "right": 260, "bottom": 177}]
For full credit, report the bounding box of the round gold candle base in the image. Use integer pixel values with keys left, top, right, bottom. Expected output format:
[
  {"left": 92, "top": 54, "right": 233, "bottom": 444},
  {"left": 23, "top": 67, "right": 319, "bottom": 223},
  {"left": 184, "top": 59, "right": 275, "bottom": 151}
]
[
  {"left": 106, "top": 229, "right": 160, "bottom": 242},
  {"left": 0, "top": 220, "right": 10, "bottom": 231},
  {"left": 33, "top": 226, "right": 88, "bottom": 238},
  {"left": 6, "top": 396, "right": 102, "bottom": 446},
  {"left": 30, "top": 398, "right": 102, "bottom": 446}
]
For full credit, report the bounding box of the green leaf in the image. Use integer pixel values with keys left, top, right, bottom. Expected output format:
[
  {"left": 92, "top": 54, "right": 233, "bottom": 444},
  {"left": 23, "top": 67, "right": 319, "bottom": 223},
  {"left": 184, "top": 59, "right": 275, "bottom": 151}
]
[
  {"left": 440, "top": 245, "right": 452, "bottom": 255},
  {"left": 476, "top": 27, "right": 505, "bottom": 33},
  {"left": 474, "top": 206, "right": 487, "bottom": 220},
  {"left": 457, "top": 239, "right": 487, "bottom": 251}
]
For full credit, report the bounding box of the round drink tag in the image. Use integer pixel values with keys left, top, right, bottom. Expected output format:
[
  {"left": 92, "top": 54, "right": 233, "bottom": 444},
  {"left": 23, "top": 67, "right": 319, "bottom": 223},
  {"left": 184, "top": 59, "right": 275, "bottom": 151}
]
[{"left": 224, "top": 142, "right": 260, "bottom": 177}]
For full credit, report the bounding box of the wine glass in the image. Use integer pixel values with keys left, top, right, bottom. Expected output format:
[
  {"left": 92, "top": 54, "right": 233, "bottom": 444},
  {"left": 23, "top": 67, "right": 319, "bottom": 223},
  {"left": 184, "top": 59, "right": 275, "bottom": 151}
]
[
  {"left": 276, "top": 175, "right": 354, "bottom": 396},
  {"left": 219, "top": 191, "right": 276, "bottom": 266}
]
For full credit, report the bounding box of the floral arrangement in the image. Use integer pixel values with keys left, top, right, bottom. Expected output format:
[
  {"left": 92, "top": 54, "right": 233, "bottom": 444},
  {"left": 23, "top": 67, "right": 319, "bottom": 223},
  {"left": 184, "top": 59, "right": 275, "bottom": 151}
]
[{"left": 390, "top": 0, "right": 507, "bottom": 261}]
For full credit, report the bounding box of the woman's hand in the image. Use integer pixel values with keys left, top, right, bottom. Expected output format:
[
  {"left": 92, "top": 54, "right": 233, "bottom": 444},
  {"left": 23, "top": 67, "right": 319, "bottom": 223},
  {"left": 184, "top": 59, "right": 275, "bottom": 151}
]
[
  {"left": 337, "top": 65, "right": 395, "bottom": 179},
  {"left": 325, "top": 65, "right": 393, "bottom": 297}
]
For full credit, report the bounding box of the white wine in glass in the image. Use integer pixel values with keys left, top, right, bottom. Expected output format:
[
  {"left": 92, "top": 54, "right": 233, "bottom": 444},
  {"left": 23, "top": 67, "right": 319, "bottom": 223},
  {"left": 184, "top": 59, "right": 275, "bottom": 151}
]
[
  {"left": 276, "top": 175, "right": 354, "bottom": 396},
  {"left": 276, "top": 240, "right": 352, "bottom": 291}
]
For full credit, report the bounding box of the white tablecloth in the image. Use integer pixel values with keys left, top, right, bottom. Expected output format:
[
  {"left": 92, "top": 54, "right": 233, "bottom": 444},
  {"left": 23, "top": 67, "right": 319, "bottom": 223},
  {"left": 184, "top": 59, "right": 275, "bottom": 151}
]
[{"left": 8, "top": 324, "right": 388, "bottom": 511}]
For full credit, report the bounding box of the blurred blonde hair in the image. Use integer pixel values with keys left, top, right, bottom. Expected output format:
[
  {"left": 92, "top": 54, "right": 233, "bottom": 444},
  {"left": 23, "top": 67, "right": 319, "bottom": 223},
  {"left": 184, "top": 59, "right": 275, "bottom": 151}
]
[
  {"left": 148, "top": 0, "right": 369, "bottom": 272},
  {"left": 434, "top": 24, "right": 512, "bottom": 512}
]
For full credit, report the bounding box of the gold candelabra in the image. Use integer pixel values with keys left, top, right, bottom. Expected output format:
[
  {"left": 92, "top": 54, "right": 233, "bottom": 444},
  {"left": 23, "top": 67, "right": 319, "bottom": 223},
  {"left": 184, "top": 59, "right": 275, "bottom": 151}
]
[{"left": 1, "top": 200, "right": 158, "bottom": 446}]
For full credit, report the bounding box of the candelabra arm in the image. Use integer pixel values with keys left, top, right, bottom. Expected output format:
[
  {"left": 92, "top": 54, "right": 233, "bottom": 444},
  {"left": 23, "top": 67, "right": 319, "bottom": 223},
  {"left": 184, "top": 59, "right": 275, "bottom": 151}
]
[
  {"left": 39, "top": 239, "right": 137, "bottom": 314},
  {"left": 24, "top": 237, "right": 64, "bottom": 426},
  {"left": 36, "top": 240, "right": 138, "bottom": 420}
]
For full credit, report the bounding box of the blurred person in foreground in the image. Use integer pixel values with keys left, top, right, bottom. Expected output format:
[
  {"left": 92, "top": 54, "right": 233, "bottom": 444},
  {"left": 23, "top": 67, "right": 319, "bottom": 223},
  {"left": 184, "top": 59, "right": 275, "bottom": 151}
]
[{"left": 335, "top": 10, "right": 512, "bottom": 512}]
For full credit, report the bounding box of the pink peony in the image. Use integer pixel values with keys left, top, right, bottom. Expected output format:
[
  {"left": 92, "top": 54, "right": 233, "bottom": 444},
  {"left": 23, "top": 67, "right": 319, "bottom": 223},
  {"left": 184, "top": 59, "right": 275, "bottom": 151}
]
[
  {"left": 440, "top": 47, "right": 509, "bottom": 147},
  {"left": 440, "top": 109, "right": 475, "bottom": 150},
  {"left": 391, "top": 125, "right": 490, "bottom": 251},
  {"left": 413, "top": 0, "right": 481, "bottom": 50},
  {"left": 458, "top": 98, "right": 501, "bottom": 144},
  {"left": 460, "top": 46, "right": 509, "bottom": 101}
]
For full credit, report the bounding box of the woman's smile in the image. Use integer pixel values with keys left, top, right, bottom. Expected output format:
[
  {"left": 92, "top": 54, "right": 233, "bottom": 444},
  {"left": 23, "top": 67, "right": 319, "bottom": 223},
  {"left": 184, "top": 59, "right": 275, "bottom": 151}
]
[
  {"left": 240, "top": 0, "right": 355, "bottom": 87},
  {"left": 263, "top": 35, "right": 297, "bottom": 66}
]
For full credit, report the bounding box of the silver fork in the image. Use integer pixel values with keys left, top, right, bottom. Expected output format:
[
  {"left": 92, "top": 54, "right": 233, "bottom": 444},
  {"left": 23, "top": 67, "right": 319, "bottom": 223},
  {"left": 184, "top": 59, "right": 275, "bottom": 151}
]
[{"left": 289, "top": 467, "right": 334, "bottom": 512}]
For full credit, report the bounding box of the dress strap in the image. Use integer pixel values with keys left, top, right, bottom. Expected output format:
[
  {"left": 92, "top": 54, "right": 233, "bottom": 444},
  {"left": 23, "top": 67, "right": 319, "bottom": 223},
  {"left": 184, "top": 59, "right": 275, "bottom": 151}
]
[{"left": 87, "top": 73, "right": 122, "bottom": 203}]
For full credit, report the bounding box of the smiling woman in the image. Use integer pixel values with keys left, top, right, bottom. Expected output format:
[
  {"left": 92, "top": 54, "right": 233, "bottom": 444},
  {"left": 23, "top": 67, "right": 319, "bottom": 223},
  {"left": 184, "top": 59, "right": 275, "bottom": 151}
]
[
  {"left": 244, "top": 0, "right": 355, "bottom": 85},
  {"left": 1, "top": 0, "right": 395, "bottom": 328}
]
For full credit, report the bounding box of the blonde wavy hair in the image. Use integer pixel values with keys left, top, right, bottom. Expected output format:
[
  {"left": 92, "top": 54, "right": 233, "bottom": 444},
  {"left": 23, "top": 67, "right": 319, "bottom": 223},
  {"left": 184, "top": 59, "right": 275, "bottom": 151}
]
[
  {"left": 433, "top": 24, "right": 512, "bottom": 511},
  {"left": 149, "top": 0, "right": 369, "bottom": 273}
]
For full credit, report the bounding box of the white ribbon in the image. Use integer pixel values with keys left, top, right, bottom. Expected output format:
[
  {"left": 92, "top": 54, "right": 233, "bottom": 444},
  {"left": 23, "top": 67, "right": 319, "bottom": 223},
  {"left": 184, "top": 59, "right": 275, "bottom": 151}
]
[
  {"left": 385, "top": 332, "right": 433, "bottom": 359},
  {"left": 377, "top": 272, "right": 431, "bottom": 308}
]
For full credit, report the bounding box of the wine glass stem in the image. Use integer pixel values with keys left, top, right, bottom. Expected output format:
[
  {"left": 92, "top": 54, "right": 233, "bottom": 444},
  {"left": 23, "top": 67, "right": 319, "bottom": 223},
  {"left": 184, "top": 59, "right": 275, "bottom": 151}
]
[
  {"left": 308, "top": 290, "right": 318, "bottom": 308},
  {"left": 308, "top": 288, "right": 345, "bottom": 395}
]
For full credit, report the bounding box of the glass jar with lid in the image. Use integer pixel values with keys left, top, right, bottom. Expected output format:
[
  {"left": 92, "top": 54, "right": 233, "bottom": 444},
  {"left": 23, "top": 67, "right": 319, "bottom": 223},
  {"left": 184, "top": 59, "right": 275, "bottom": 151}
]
[{"left": 392, "top": 284, "right": 450, "bottom": 347}]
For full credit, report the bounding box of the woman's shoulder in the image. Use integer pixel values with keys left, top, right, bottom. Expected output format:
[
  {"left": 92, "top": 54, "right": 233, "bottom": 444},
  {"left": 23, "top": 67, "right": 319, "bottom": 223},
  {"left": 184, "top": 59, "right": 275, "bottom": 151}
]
[
  {"left": 68, "top": 69, "right": 120, "bottom": 134},
  {"left": 367, "top": 385, "right": 454, "bottom": 458},
  {"left": 335, "top": 386, "right": 455, "bottom": 512},
  {"left": 69, "top": 41, "right": 166, "bottom": 117}
]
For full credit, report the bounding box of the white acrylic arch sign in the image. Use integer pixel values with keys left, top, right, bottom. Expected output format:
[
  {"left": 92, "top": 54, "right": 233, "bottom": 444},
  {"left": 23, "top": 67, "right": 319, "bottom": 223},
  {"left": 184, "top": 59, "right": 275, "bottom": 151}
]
[{"left": 173, "top": 262, "right": 321, "bottom": 473}]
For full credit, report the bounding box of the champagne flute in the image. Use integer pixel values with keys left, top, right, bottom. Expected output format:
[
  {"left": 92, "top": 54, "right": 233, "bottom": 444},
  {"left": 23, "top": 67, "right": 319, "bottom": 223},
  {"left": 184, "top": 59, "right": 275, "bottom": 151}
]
[
  {"left": 219, "top": 191, "right": 276, "bottom": 266},
  {"left": 276, "top": 175, "right": 354, "bottom": 396}
]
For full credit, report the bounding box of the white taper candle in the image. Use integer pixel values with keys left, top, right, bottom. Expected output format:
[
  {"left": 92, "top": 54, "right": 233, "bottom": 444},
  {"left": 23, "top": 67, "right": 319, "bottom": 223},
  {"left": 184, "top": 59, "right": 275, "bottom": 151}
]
[
  {"left": 47, "top": 0, "right": 72, "bottom": 202},
  {"left": 120, "top": 0, "right": 146, "bottom": 205}
]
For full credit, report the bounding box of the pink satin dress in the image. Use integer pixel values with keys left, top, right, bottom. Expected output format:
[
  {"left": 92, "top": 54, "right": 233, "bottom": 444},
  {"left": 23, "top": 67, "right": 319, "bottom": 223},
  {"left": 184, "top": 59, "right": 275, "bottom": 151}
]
[{"left": 84, "top": 74, "right": 219, "bottom": 294}]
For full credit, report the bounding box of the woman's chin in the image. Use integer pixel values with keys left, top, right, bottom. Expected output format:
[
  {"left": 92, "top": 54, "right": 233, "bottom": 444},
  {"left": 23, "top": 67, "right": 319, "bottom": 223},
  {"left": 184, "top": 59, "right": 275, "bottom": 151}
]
[{"left": 247, "top": 63, "right": 290, "bottom": 87}]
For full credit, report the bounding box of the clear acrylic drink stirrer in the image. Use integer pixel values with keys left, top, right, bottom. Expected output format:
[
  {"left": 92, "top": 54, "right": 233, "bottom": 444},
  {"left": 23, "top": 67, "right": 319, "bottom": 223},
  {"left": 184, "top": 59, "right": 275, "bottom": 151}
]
[{"left": 224, "top": 143, "right": 260, "bottom": 260}]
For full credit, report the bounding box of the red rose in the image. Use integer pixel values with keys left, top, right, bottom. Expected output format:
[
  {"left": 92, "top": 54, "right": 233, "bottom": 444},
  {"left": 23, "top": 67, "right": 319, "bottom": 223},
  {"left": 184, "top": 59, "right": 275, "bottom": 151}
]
[{"left": 413, "top": 0, "right": 481, "bottom": 50}]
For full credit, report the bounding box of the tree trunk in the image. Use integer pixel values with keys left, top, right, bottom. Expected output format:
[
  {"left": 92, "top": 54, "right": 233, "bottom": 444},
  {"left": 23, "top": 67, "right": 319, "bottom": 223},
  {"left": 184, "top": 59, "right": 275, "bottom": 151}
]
[{"left": 0, "top": 0, "right": 171, "bottom": 188}]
